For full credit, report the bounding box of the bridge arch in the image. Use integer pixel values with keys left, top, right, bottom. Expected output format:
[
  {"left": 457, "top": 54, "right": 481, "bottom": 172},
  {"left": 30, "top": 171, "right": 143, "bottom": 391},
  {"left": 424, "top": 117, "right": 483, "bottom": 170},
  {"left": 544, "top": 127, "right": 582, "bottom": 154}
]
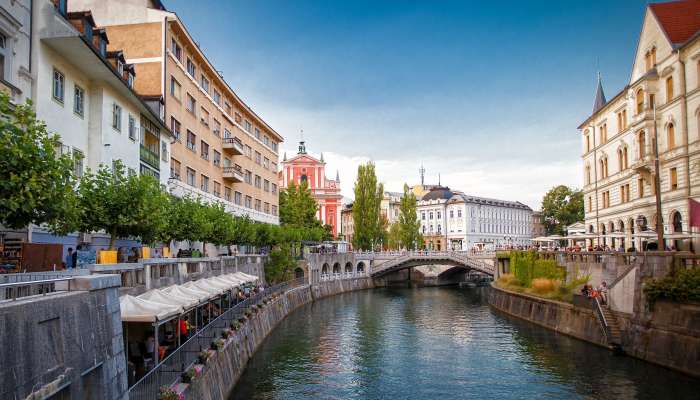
[
  {"left": 345, "top": 262, "right": 353, "bottom": 273},
  {"left": 321, "top": 263, "right": 330, "bottom": 275},
  {"left": 332, "top": 262, "right": 341, "bottom": 274},
  {"left": 294, "top": 267, "right": 305, "bottom": 279},
  {"left": 369, "top": 253, "right": 494, "bottom": 279},
  {"left": 357, "top": 261, "right": 366, "bottom": 273}
]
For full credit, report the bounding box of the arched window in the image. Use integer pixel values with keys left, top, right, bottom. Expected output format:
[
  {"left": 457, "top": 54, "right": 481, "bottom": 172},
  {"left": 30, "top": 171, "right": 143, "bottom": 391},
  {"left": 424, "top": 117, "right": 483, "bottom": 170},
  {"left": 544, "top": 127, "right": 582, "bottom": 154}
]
[
  {"left": 599, "top": 155, "right": 608, "bottom": 179},
  {"left": 623, "top": 147, "right": 629, "bottom": 169},
  {"left": 600, "top": 123, "right": 607, "bottom": 144},
  {"left": 617, "top": 148, "right": 623, "bottom": 171},
  {"left": 667, "top": 123, "right": 675, "bottom": 150},
  {"left": 638, "top": 130, "right": 647, "bottom": 158},
  {"left": 636, "top": 89, "right": 644, "bottom": 114},
  {"left": 666, "top": 76, "right": 674, "bottom": 102},
  {"left": 585, "top": 164, "right": 591, "bottom": 185},
  {"left": 672, "top": 211, "right": 683, "bottom": 233}
]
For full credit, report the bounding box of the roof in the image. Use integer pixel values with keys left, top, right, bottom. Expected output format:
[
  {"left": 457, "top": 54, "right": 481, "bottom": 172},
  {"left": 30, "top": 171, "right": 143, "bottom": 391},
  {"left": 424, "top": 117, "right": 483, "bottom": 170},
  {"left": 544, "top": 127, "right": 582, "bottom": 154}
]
[
  {"left": 592, "top": 74, "right": 606, "bottom": 114},
  {"left": 422, "top": 187, "right": 454, "bottom": 201},
  {"left": 650, "top": 0, "right": 700, "bottom": 46}
]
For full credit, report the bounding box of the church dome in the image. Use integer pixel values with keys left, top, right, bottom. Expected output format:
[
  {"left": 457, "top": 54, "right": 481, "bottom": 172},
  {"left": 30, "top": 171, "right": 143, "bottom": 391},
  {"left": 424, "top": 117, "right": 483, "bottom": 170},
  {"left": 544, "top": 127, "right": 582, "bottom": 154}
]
[{"left": 422, "top": 187, "right": 454, "bottom": 201}]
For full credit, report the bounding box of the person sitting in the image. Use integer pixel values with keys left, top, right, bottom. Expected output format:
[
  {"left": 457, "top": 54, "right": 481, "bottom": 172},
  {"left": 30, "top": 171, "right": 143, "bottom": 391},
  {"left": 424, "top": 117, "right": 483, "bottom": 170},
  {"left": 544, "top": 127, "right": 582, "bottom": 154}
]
[
  {"left": 580, "top": 285, "right": 590, "bottom": 297},
  {"left": 598, "top": 281, "right": 608, "bottom": 304}
]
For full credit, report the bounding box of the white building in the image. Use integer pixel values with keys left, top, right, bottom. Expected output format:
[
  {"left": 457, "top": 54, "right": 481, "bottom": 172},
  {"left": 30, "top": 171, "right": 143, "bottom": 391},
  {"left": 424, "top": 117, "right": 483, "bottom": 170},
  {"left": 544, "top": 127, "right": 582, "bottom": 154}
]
[
  {"left": 0, "top": 0, "right": 31, "bottom": 104},
  {"left": 32, "top": 1, "right": 172, "bottom": 185},
  {"left": 579, "top": 0, "right": 700, "bottom": 251},
  {"left": 417, "top": 187, "right": 532, "bottom": 250}
]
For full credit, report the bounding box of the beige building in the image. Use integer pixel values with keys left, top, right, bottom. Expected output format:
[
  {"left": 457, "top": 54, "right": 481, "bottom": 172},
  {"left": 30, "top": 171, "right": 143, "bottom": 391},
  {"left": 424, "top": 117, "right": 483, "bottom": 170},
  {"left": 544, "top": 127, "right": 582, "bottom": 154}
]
[
  {"left": 579, "top": 0, "right": 700, "bottom": 250},
  {"left": 340, "top": 203, "right": 353, "bottom": 244},
  {"left": 70, "top": 0, "right": 282, "bottom": 224}
]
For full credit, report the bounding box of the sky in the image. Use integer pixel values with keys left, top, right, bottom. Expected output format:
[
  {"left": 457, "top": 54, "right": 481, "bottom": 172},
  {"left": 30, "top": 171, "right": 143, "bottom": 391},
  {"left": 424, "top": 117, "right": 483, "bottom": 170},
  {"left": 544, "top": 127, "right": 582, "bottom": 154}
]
[{"left": 165, "top": 0, "right": 650, "bottom": 209}]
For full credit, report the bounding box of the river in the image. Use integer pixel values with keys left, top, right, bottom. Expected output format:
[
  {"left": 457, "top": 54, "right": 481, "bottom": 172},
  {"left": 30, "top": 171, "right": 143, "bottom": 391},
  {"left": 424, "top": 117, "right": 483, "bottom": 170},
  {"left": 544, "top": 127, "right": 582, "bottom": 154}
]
[{"left": 230, "top": 287, "right": 699, "bottom": 399}]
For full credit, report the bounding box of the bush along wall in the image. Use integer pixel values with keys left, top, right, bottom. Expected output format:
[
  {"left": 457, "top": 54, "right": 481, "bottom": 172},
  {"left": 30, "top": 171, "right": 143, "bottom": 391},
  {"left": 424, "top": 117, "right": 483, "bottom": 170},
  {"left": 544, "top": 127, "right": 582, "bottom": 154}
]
[
  {"left": 510, "top": 251, "right": 565, "bottom": 287},
  {"left": 644, "top": 266, "right": 700, "bottom": 305}
]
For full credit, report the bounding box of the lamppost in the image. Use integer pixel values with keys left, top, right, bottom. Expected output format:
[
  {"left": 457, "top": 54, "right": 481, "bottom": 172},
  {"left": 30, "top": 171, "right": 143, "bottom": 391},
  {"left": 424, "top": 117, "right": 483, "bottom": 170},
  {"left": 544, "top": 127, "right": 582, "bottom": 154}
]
[{"left": 651, "top": 102, "right": 665, "bottom": 249}]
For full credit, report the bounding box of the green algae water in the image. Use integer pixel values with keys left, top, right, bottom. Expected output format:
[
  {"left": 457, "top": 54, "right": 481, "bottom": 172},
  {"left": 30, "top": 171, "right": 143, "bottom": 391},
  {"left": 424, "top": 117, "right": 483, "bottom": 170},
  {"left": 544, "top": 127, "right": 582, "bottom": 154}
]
[{"left": 230, "top": 287, "right": 699, "bottom": 399}]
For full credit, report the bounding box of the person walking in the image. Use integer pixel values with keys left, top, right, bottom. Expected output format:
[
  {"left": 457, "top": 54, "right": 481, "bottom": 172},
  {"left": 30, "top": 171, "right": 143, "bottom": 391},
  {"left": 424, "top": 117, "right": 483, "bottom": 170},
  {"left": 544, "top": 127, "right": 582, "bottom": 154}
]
[
  {"left": 65, "top": 248, "right": 74, "bottom": 269},
  {"left": 598, "top": 281, "right": 609, "bottom": 305}
]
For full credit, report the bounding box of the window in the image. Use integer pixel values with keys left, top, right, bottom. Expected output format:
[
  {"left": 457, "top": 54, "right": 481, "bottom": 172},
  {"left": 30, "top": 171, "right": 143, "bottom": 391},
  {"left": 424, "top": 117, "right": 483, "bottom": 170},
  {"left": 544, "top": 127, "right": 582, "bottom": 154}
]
[
  {"left": 73, "top": 149, "right": 84, "bottom": 178},
  {"left": 645, "top": 47, "right": 656, "bottom": 70},
  {"left": 272, "top": 205, "right": 278, "bottom": 216},
  {"left": 0, "top": 33, "right": 6, "bottom": 80},
  {"left": 171, "top": 117, "right": 181, "bottom": 140},
  {"left": 170, "top": 76, "right": 181, "bottom": 100},
  {"left": 186, "top": 130, "right": 196, "bottom": 151},
  {"left": 161, "top": 140, "right": 168, "bottom": 162},
  {"left": 117, "top": 60, "right": 124, "bottom": 76},
  {"left": 666, "top": 76, "right": 674, "bottom": 102},
  {"left": 620, "top": 184, "right": 630, "bottom": 203},
  {"left": 245, "top": 145, "right": 252, "bottom": 158},
  {"left": 234, "top": 191, "right": 242, "bottom": 205},
  {"left": 200, "top": 141, "right": 209, "bottom": 160},
  {"left": 186, "top": 57, "right": 196, "bottom": 77},
  {"left": 224, "top": 186, "right": 232, "bottom": 201},
  {"left": 272, "top": 183, "right": 277, "bottom": 194},
  {"left": 264, "top": 179, "right": 270, "bottom": 192},
  {"left": 255, "top": 127, "right": 261, "bottom": 140},
  {"left": 638, "top": 130, "right": 646, "bottom": 158},
  {"left": 213, "top": 150, "right": 221, "bottom": 166},
  {"left": 667, "top": 123, "right": 675, "bottom": 150},
  {"left": 263, "top": 157, "right": 269, "bottom": 169},
  {"left": 429, "top": 212, "right": 434, "bottom": 220},
  {"left": 264, "top": 135, "right": 269, "bottom": 146},
  {"left": 254, "top": 175, "right": 261, "bottom": 188},
  {"left": 617, "top": 110, "right": 627, "bottom": 132},
  {"left": 585, "top": 134, "right": 590, "bottom": 152},
  {"left": 622, "top": 147, "right": 628, "bottom": 169},
  {"left": 437, "top": 211, "right": 441, "bottom": 219},
  {"left": 128, "top": 115, "right": 136, "bottom": 140},
  {"left": 599, "top": 123, "right": 607, "bottom": 144},
  {"left": 226, "top": 102, "right": 233, "bottom": 116},
  {"left": 255, "top": 199, "right": 261, "bottom": 211},
  {"left": 170, "top": 158, "right": 181, "bottom": 180},
  {"left": 200, "top": 174, "right": 209, "bottom": 192},
  {"left": 186, "top": 167, "right": 196, "bottom": 186},
  {"left": 588, "top": 196, "right": 593, "bottom": 212},
  {"left": 255, "top": 151, "right": 261, "bottom": 165},
  {"left": 53, "top": 68, "right": 65, "bottom": 103},
  {"left": 127, "top": 73, "right": 134, "bottom": 88},
  {"left": 186, "top": 93, "right": 196, "bottom": 115},
  {"left": 213, "top": 181, "right": 221, "bottom": 197},
  {"left": 264, "top": 202, "right": 270, "bottom": 214},
  {"left": 670, "top": 167, "right": 678, "bottom": 190},
  {"left": 458, "top": 209, "right": 462, "bottom": 217},
  {"left": 245, "top": 195, "right": 252, "bottom": 208},
  {"left": 112, "top": 103, "right": 122, "bottom": 131},
  {"left": 200, "top": 107, "right": 209, "bottom": 127},
  {"left": 272, "top": 162, "right": 278, "bottom": 171},
  {"left": 244, "top": 170, "right": 252, "bottom": 184},
  {"left": 213, "top": 89, "right": 221, "bottom": 105},
  {"left": 212, "top": 119, "right": 221, "bottom": 136},
  {"left": 201, "top": 75, "right": 209, "bottom": 92},
  {"left": 73, "top": 85, "right": 84, "bottom": 116},
  {"left": 422, "top": 212, "right": 425, "bottom": 220},
  {"left": 636, "top": 89, "right": 644, "bottom": 114},
  {"left": 585, "top": 164, "right": 591, "bottom": 185},
  {"left": 602, "top": 191, "right": 610, "bottom": 208},
  {"left": 272, "top": 141, "right": 278, "bottom": 152},
  {"left": 450, "top": 210, "right": 454, "bottom": 218},
  {"left": 170, "top": 37, "right": 182, "bottom": 61},
  {"left": 638, "top": 177, "right": 645, "bottom": 198},
  {"left": 244, "top": 120, "right": 252, "bottom": 133}
]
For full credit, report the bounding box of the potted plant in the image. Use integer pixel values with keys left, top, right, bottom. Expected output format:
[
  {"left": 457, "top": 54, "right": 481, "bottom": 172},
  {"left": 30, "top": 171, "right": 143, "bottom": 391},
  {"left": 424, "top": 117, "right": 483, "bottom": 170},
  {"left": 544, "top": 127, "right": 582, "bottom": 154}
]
[
  {"left": 197, "top": 351, "right": 210, "bottom": 365},
  {"left": 158, "top": 386, "right": 180, "bottom": 400},
  {"left": 230, "top": 321, "right": 241, "bottom": 331},
  {"left": 181, "top": 367, "right": 196, "bottom": 383},
  {"left": 211, "top": 338, "right": 225, "bottom": 351}
]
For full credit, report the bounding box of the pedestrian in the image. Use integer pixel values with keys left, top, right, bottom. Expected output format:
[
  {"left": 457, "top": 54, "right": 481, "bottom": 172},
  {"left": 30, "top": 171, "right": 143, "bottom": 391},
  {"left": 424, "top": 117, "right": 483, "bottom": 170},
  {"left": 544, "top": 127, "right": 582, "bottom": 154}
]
[
  {"left": 65, "top": 248, "right": 74, "bottom": 269},
  {"left": 598, "top": 281, "right": 608, "bottom": 304}
]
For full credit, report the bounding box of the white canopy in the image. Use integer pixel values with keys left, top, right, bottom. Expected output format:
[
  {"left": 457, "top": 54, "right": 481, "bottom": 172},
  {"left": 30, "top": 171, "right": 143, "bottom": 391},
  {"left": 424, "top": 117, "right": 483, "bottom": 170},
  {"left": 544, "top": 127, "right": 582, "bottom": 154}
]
[
  {"left": 216, "top": 274, "right": 246, "bottom": 287},
  {"left": 162, "top": 284, "right": 211, "bottom": 304},
  {"left": 231, "top": 272, "right": 259, "bottom": 282},
  {"left": 120, "top": 295, "right": 182, "bottom": 323},
  {"left": 206, "top": 276, "right": 239, "bottom": 290},
  {"left": 138, "top": 289, "right": 198, "bottom": 310},
  {"left": 183, "top": 280, "right": 226, "bottom": 296}
]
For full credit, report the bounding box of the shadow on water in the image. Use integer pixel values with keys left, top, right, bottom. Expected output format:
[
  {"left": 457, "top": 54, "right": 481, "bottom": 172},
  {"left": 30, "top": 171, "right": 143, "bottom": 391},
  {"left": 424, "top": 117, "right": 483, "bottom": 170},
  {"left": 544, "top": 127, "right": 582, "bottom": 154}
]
[{"left": 229, "top": 287, "right": 700, "bottom": 400}]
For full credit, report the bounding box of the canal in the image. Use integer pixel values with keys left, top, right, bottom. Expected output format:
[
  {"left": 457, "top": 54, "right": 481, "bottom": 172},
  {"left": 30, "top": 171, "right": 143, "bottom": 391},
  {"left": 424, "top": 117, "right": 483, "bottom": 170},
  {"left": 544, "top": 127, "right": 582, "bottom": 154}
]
[{"left": 230, "top": 287, "right": 699, "bottom": 399}]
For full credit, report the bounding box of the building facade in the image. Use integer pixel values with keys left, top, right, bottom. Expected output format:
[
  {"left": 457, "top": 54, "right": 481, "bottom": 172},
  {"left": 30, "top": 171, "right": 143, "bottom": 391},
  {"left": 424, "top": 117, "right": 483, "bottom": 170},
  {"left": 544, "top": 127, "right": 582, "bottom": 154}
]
[
  {"left": 0, "top": 0, "right": 31, "bottom": 104},
  {"left": 279, "top": 141, "right": 342, "bottom": 236},
  {"left": 579, "top": 0, "right": 700, "bottom": 251},
  {"left": 70, "top": 0, "right": 282, "bottom": 224},
  {"left": 531, "top": 211, "right": 546, "bottom": 238},
  {"left": 381, "top": 191, "right": 402, "bottom": 226},
  {"left": 340, "top": 203, "right": 353, "bottom": 244},
  {"left": 417, "top": 187, "right": 532, "bottom": 250}
]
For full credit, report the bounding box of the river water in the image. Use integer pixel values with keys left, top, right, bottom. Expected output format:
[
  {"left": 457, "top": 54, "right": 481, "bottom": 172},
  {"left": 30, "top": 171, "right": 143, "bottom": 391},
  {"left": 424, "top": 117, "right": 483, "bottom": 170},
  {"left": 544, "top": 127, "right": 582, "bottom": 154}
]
[{"left": 230, "top": 287, "right": 699, "bottom": 399}]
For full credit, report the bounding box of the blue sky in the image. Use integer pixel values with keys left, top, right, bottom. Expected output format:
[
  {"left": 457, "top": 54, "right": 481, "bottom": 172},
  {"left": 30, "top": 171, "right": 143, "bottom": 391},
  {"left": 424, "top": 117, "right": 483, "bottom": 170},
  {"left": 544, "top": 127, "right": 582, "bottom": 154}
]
[{"left": 165, "top": 0, "right": 649, "bottom": 208}]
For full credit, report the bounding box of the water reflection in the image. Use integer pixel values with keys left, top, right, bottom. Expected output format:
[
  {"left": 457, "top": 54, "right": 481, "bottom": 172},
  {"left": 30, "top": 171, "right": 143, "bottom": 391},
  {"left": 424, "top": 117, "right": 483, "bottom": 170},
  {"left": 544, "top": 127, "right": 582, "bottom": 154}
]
[{"left": 230, "top": 287, "right": 699, "bottom": 400}]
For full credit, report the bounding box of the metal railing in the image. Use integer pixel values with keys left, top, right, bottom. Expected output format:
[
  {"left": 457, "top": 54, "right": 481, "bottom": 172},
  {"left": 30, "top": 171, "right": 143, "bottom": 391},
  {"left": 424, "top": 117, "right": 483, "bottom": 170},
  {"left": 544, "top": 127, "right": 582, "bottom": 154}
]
[
  {"left": 0, "top": 277, "right": 78, "bottom": 301},
  {"left": 127, "top": 277, "right": 306, "bottom": 400}
]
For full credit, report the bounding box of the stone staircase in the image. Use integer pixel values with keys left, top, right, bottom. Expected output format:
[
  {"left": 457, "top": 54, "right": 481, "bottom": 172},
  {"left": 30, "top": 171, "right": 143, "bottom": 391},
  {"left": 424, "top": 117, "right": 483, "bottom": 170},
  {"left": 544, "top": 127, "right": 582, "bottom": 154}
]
[{"left": 593, "top": 297, "right": 623, "bottom": 351}]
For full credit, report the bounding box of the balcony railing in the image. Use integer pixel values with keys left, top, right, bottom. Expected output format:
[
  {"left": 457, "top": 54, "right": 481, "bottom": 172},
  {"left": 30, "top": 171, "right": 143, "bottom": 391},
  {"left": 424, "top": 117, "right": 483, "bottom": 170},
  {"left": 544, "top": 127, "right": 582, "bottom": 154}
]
[
  {"left": 223, "top": 165, "right": 244, "bottom": 182},
  {"left": 222, "top": 137, "right": 244, "bottom": 155},
  {"left": 140, "top": 145, "right": 160, "bottom": 169}
]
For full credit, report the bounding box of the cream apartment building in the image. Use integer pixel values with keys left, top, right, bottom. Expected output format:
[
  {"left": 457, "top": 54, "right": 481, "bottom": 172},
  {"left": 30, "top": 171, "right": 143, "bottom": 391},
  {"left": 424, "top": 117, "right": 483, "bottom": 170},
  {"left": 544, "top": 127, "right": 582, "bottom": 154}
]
[
  {"left": 71, "top": 0, "right": 282, "bottom": 224},
  {"left": 579, "top": 0, "right": 700, "bottom": 251}
]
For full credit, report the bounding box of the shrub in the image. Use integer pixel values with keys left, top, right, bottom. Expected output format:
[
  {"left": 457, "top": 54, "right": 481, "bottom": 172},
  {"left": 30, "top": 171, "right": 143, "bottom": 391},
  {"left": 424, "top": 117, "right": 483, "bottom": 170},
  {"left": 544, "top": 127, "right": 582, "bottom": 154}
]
[
  {"left": 230, "top": 321, "right": 241, "bottom": 331},
  {"left": 644, "top": 267, "right": 700, "bottom": 305},
  {"left": 197, "top": 351, "right": 210, "bottom": 365},
  {"left": 531, "top": 278, "right": 557, "bottom": 294},
  {"left": 510, "top": 251, "right": 565, "bottom": 287},
  {"left": 211, "top": 338, "right": 225, "bottom": 351},
  {"left": 181, "top": 367, "right": 196, "bottom": 383},
  {"left": 158, "top": 386, "right": 179, "bottom": 400}
]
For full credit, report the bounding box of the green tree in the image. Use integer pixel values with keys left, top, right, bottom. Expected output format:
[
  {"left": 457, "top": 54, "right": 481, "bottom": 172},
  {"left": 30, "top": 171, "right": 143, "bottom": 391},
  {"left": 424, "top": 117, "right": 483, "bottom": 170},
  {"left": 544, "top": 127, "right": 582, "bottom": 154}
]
[
  {"left": 387, "top": 222, "right": 402, "bottom": 250},
  {"left": 541, "top": 185, "right": 584, "bottom": 235},
  {"left": 75, "top": 161, "right": 168, "bottom": 249},
  {"left": 162, "top": 195, "right": 206, "bottom": 247},
  {"left": 279, "top": 180, "right": 318, "bottom": 228},
  {"left": 0, "top": 93, "right": 77, "bottom": 233},
  {"left": 398, "top": 183, "right": 421, "bottom": 249},
  {"left": 264, "top": 243, "right": 296, "bottom": 283},
  {"left": 352, "top": 162, "right": 383, "bottom": 250}
]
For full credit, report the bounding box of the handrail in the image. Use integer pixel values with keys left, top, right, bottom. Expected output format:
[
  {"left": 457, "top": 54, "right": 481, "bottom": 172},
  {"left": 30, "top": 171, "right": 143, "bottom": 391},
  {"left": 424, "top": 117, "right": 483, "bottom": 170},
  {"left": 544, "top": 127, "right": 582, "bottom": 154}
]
[{"left": 0, "top": 277, "right": 76, "bottom": 301}]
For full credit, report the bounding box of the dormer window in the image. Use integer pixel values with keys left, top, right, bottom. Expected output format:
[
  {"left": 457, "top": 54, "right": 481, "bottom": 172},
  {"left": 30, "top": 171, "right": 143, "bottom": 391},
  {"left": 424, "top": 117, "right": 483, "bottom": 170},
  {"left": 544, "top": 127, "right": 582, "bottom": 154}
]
[
  {"left": 117, "top": 60, "right": 124, "bottom": 76},
  {"left": 55, "top": 0, "right": 67, "bottom": 16},
  {"left": 127, "top": 73, "right": 134, "bottom": 88},
  {"left": 84, "top": 22, "right": 93, "bottom": 42},
  {"left": 99, "top": 38, "right": 106, "bottom": 56}
]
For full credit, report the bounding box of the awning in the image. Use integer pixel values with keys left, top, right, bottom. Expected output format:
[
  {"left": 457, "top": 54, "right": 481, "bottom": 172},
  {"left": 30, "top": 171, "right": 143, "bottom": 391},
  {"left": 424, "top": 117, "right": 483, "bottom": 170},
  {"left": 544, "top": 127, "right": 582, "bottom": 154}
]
[
  {"left": 183, "top": 280, "right": 226, "bottom": 296},
  {"left": 206, "top": 276, "right": 239, "bottom": 290},
  {"left": 217, "top": 274, "right": 246, "bottom": 287},
  {"left": 120, "top": 294, "right": 182, "bottom": 323},
  {"left": 633, "top": 231, "right": 658, "bottom": 238},
  {"left": 138, "top": 289, "right": 198, "bottom": 310},
  {"left": 230, "top": 272, "right": 259, "bottom": 282},
  {"left": 162, "top": 284, "right": 211, "bottom": 304}
]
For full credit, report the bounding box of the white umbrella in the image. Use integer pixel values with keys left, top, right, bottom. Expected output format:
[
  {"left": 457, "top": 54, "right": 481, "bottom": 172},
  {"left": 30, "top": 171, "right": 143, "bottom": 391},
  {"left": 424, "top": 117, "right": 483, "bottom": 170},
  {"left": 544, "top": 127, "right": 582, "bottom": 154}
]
[
  {"left": 120, "top": 295, "right": 182, "bottom": 323},
  {"left": 138, "top": 289, "right": 198, "bottom": 310},
  {"left": 163, "top": 284, "right": 211, "bottom": 303},
  {"left": 183, "top": 280, "right": 226, "bottom": 296}
]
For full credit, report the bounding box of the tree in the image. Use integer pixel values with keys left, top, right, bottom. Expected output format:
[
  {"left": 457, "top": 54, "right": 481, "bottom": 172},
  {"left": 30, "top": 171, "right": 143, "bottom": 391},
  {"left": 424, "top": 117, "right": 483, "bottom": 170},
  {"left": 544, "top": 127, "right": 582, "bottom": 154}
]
[
  {"left": 264, "top": 243, "right": 296, "bottom": 283},
  {"left": 163, "top": 195, "right": 206, "bottom": 246},
  {"left": 541, "top": 185, "right": 584, "bottom": 235},
  {"left": 0, "top": 93, "right": 76, "bottom": 233},
  {"left": 352, "top": 162, "right": 383, "bottom": 250},
  {"left": 387, "top": 222, "right": 402, "bottom": 250},
  {"left": 398, "top": 183, "right": 421, "bottom": 249},
  {"left": 279, "top": 180, "right": 317, "bottom": 228},
  {"left": 75, "top": 160, "right": 169, "bottom": 249}
]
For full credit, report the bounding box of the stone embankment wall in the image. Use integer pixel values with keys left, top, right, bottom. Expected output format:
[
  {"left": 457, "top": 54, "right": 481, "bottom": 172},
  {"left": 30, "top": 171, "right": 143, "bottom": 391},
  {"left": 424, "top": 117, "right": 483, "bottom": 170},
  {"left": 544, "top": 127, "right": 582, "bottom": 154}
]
[
  {"left": 0, "top": 275, "right": 127, "bottom": 400},
  {"left": 185, "top": 277, "right": 374, "bottom": 400},
  {"left": 488, "top": 285, "right": 608, "bottom": 347}
]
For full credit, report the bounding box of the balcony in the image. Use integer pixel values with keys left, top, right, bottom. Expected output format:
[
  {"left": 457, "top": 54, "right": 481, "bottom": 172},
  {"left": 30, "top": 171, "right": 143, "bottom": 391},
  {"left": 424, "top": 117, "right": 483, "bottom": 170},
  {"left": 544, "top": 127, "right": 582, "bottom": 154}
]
[
  {"left": 223, "top": 165, "right": 244, "bottom": 182},
  {"left": 222, "top": 136, "right": 244, "bottom": 155},
  {"left": 140, "top": 145, "right": 160, "bottom": 169}
]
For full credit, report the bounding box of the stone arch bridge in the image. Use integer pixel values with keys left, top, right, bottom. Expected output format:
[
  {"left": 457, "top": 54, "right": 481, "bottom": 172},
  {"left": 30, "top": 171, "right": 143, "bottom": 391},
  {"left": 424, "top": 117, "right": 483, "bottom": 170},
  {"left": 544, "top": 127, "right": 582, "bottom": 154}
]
[{"left": 301, "top": 251, "right": 495, "bottom": 286}]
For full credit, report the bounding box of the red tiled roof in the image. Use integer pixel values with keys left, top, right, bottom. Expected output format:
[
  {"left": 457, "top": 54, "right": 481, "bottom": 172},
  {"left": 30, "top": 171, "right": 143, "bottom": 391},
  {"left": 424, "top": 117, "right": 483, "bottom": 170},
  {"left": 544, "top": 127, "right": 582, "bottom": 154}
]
[{"left": 650, "top": 0, "right": 700, "bottom": 45}]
